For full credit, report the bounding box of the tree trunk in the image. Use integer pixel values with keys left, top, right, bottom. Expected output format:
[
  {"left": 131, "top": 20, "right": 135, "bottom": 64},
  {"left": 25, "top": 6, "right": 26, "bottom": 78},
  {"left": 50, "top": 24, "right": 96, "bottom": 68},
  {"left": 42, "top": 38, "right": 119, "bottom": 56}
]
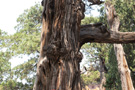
[
  {"left": 114, "top": 44, "right": 134, "bottom": 90},
  {"left": 99, "top": 57, "right": 106, "bottom": 90},
  {"left": 33, "top": 0, "right": 85, "bottom": 90},
  {"left": 105, "top": 1, "right": 134, "bottom": 90}
]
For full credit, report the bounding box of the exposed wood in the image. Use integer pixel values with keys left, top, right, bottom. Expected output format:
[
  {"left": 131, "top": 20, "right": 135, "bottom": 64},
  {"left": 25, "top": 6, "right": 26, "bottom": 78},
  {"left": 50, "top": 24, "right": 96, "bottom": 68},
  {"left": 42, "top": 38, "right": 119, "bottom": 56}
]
[
  {"left": 114, "top": 44, "right": 135, "bottom": 90},
  {"left": 105, "top": 1, "right": 134, "bottom": 90},
  {"left": 33, "top": 0, "right": 85, "bottom": 90},
  {"left": 80, "top": 24, "right": 135, "bottom": 46}
]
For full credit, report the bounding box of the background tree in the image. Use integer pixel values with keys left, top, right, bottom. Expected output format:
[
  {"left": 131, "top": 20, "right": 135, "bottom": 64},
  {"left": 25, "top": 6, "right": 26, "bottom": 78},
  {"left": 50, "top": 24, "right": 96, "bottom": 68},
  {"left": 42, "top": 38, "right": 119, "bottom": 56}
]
[
  {"left": 0, "top": 29, "right": 12, "bottom": 85},
  {"left": 0, "top": 3, "right": 42, "bottom": 90},
  {"left": 105, "top": 46, "right": 121, "bottom": 90}
]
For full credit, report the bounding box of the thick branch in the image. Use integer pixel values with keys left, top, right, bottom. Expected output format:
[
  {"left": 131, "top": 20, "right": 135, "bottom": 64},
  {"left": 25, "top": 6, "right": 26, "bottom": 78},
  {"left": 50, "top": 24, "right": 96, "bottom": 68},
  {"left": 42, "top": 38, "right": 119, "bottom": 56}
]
[
  {"left": 80, "top": 24, "right": 135, "bottom": 46},
  {"left": 88, "top": 0, "right": 104, "bottom": 5}
]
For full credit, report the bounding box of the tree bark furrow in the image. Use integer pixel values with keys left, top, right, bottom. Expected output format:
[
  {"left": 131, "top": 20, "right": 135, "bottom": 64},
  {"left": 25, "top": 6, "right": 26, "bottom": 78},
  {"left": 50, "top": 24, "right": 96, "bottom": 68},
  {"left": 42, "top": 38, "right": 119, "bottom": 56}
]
[{"left": 34, "top": 0, "right": 84, "bottom": 90}]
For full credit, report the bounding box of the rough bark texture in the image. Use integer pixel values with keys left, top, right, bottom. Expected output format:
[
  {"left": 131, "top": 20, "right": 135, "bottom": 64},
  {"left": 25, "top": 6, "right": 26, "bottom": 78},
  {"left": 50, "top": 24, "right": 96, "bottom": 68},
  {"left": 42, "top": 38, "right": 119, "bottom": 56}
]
[
  {"left": 33, "top": 0, "right": 85, "bottom": 90},
  {"left": 105, "top": 1, "right": 134, "bottom": 90},
  {"left": 80, "top": 24, "right": 135, "bottom": 45}
]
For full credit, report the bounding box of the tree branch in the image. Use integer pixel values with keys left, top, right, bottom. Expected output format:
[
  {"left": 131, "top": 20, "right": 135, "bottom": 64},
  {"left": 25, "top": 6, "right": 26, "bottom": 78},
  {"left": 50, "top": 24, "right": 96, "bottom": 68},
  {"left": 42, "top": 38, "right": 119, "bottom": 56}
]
[
  {"left": 88, "top": 0, "right": 104, "bottom": 5},
  {"left": 80, "top": 24, "right": 135, "bottom": 46}
]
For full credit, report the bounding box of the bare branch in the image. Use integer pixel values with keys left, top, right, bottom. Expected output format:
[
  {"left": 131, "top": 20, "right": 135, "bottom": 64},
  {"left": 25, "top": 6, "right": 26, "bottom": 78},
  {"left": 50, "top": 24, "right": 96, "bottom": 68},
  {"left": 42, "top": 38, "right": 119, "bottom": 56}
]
[
  {"left": 80, "top": 24, "right": 135, "bottom": 46},
  {"left": 88, "top": 0, "right": 104, "bottom": 5},
  {"left": 80, "top": 66, "right": 88, "bottom": 74}
]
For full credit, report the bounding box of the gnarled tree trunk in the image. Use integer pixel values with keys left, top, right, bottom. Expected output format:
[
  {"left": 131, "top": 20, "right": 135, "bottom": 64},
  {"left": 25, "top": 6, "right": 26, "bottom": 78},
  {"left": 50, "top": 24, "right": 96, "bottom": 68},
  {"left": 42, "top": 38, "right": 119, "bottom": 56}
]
[{"left": 33, "top": 0, "right": 85, "bottom": 90}]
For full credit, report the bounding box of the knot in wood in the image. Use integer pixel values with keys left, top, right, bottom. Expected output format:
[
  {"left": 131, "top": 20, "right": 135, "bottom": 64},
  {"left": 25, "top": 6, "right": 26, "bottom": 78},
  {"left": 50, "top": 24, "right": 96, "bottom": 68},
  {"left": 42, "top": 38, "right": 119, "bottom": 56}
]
[
  {"left": 44, "top": 40, "right": 61, "bottom": 58},
  {"left": 74, "top": 1, "right": 85, "bottom": 19},
  {"left": 76, "top": 51, "right": 83, "bottom": 62},
  {"left": 99, "top": 24, "right": 109, "bottom": 34}
]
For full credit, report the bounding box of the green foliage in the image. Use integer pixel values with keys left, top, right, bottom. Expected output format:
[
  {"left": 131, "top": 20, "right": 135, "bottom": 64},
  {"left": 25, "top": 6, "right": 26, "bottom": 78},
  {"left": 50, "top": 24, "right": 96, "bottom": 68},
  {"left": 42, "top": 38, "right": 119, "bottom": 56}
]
[
  {"left": 0, "top": 3, "right": 42, "bottom": 89},
  {"left": 12, "top": 58, "right": 36, "bottom": 81},
  {"left": 81, "top": 17, "right": 100, "bottom": 25},
  {"left": 0, "top": 52, "right": 11, "bottom": 82},
  {"left": 9, "top": 3, "right": 42, "bottom": 55},
  {"left": 0, "top": 29, "right": 11, "bottom": 83},
  {"left": 114, "top": 0, "right": 135, "bottom": 32},
  {"left": 0, "top": 79, "right": 33, "bottom": 90},
  {"left": 81, "top": 43, "right": 110, "bottom": 86},
  {"left": 81, "top": 70, "right": 100, "bottom": 85},
  {"left": 105, "top": 46, "right": 121, "bottom": 90},
  {"left": 0, "top": 80, "right": 16, "bottom": 90}
]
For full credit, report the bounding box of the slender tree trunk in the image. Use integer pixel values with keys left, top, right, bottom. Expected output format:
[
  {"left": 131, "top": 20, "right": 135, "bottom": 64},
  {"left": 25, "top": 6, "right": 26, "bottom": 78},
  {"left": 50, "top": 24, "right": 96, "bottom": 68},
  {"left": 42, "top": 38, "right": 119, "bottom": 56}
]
[
  {"left": 33, "top": 0, "right": 85, "bottom": 90},
  {"left": 114, "top": 44, "right": 134, "bottom": 90},
  {"left": 100, "top": 72, "right": 106, "bottom": 90},
  {"left": 105, "top": 1, "right": 134, "bottom": 90},
  {"left": 99, "top": 57, "right": 106, "bottom": 90}
]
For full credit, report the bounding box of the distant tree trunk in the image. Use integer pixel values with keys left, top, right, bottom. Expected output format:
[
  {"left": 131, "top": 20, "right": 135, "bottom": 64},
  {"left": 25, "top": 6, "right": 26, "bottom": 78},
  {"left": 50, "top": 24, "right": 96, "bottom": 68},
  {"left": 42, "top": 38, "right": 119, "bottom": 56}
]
[
  {"left": 33, "top": 0, "right": 85, "bottom": 90},
  {"left": 105, "top": 1, "right": 134, "bottom": 90},
  {"left": 114, "top": 44, "right": 134, "bottom": 90},
  {"left": 99, "top": 57, "right": 106, "bottom": 90}
]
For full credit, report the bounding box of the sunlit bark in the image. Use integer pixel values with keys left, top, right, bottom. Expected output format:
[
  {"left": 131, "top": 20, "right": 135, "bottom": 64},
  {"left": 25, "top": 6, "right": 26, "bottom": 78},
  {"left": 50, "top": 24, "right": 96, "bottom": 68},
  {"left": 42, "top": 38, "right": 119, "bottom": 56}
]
[{"left": 33, "top": 0, "right": 85, "bottom": 90}]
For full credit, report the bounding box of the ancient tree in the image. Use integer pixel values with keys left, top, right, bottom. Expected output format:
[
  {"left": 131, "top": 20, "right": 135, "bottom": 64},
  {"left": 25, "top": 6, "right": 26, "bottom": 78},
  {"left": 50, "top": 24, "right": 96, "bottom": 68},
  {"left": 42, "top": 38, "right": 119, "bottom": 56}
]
[
  {"left": 34, "top": 0, "right": 84, "bottom": 89},
  {"left": 33, "top": 0, "right": 135, "bottom": 90}
]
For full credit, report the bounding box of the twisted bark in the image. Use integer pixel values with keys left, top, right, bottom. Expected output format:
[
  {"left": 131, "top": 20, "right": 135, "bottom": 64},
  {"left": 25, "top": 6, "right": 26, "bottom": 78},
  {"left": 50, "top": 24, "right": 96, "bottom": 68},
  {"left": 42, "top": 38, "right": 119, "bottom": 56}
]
[{"left": 33, "top": 0, "right": 85, "bottom": 90}]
